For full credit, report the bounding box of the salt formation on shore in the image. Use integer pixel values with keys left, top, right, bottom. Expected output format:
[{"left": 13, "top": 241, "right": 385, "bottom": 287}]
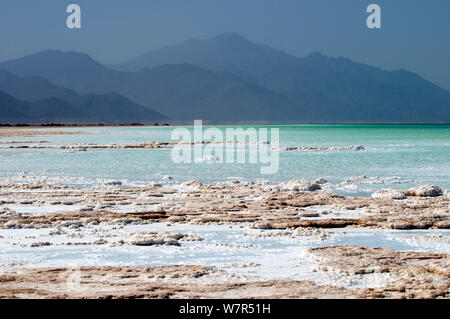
[
  {"left": 279, "top": 179, "right": 322, "bottom": 192},
  {"left": 0, "top": 245, "right": 447, "bottom": 299},
  {"left": 0, "top": 140, "right": 368, "bottom": 153},
  {"left": 0, "top": 179, "right": 448, "bottom": 298},
  {"left": 0, "top": 180, "right": 448, "bottom": 230},
  {"left": 371, "top": 184, "right": 444, "bottom": 200},
  {"left": 409, "top": 184, "right": 443, "bottom": 197},
  {"left": 126, "top": 231, "right": 203, "bottom": 246}
]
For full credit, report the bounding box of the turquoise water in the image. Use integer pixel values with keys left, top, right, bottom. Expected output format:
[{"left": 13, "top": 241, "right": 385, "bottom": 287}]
[{"left": 0, "top": 125, "right": 449, "bottom": 196}]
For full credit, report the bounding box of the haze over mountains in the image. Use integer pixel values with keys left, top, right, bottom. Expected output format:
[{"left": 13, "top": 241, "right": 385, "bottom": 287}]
[
  {"left": 0, "top": 70, "right": 167, "bottom": 124},
  {"left": 0, "top": 33, "right": 449, "bottom": 124}
]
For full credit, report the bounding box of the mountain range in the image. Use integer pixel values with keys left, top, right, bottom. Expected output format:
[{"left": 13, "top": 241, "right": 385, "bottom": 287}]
[
  {"left": 0, "top": 33, "right": 449, "bottom": 124},
  {"left": 0, "top": 70, "right": 166, "bottom": 124}
]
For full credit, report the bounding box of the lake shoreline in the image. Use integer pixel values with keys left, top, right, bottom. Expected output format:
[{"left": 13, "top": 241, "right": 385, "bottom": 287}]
[{"left": 1, "top": 125, "right": 449, "bottom": 298}]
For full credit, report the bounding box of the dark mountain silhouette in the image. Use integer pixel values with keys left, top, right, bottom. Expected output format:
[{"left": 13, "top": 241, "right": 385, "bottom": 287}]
[
  {"left": 1, "top": 34, "right": 449, "bottom": 123},
  {"left": 0, "top": 90, "right": 30, "bottom": 120},
  {"left": 117, "top": 63, "right": 299, "bottom": 121},
  {"left": 0, "top": 70, "right": 81, "bottom": 103},
  {"left": 0, "top": 90, "right": 86, "bottom": 123},
  {"left": 77, "top": 92, "right": 167, "bottom": 123},
  {"left": 258, "top": 52, "right": 450, "bottom": 122},
  {"left": 0, "top": 60, "right": 298, "bottom": 123},
  {"left": 113, "top": 33, "right": 450, "bottom": 123},
  {"left": 0, "top": 71, "right": 167, "bottom": 124},
  {"left": 0, "top": 50, "right": 130, "bottom": 95}
]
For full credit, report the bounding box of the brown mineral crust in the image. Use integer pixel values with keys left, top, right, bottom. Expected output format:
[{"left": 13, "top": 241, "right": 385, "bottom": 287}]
[
  {"left": 308, "top": 245, "right": 450, "bottom": 299},
  {"left": 0, "top": 265, "right": 212, "bottom": 299},
  {"left": 1, "top": 247, "right": 448, "bottom": 299},
  {"left": 0, "top": 265, "right": 375, "bottom": 299},
  {"left": 0, "top": 182, "right": 448, "bottom": 230},
  {"left": 0, "top": 210, "right": 169, "bottom": 229},
  {"left": 176, "top": 280, "right": 355, "bottom": 299},
  {"left": 266, "top": 219, "right": 360, "bottom": 229}
]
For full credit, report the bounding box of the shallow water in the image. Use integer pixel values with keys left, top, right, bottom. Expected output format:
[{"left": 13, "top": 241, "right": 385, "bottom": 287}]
[{"left": 0, "top": 124, "right": 449, "bottom": 196}]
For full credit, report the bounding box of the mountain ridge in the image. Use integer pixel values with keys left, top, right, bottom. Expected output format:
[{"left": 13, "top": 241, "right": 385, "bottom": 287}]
[
  {"left": 0, "top": 71, "right": 167, "bottom": 124},
  {"left": 0, "top": 33, "right": 449, "bottom": 123}
]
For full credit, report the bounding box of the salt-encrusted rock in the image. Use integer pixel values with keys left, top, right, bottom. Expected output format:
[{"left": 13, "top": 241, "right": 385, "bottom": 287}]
[
  {"left": 59, "top": 220, "right": 83, "bottom": 229},
  {"left": 249, "top": 221, "right": 273, "bottom": 229},
  {"left": 93, "top": 239, "right": 107, "bottom": 245},
  {"left": 408, "top": 184, "right": 443, "bottom": 197},
  {"left": 167, "top": 216, "right": 186, "bottom": 222},
  {"left": 313, "top": 179, "right": 328, "bottom": 185},
  {"left": 127, "top": 231, "right": 185, "bottom": 246},
  {"left": 180, "top": 234, "right": 204, "bottom": 242},
  {"left": 280, "top": 179, "right": 321, "bottom": 192},
  {"left": 49, "top": 226, "right": 63, "bottom": 235},
  {"left": 298, "top": 212, "right": 320, "bottom": 218},
  {"left": 115, "top": 217, "right": 142, "bottom": 225},
  {"left": 148, "top": 181, "right": 162, "bottom": 187},
  {"left": 328, "top": 145, "right": 366, "bottom": 151},
  {"left": 18, "top": 200, "right": 33, "bottom": 205},
  {"left": 103, "top": 180, "right": 122, "bottom": 186},
  {"left": 30, "top": 241, "right": 52, "bottom": 247},
  {"left": 371, "top": 189, "right": 409, "bottom": 200},
  {"left": 293, "top": 227, "right": 327, "bottom": 239},
  {"left": 115, "top": 217, "right": 132, "bottom": 225},
  {"left": 3, "top": 221, "right": 21, "bottom": 229},
  {"left": 182, "top": 180, "right": 203, "bottom": 187}
]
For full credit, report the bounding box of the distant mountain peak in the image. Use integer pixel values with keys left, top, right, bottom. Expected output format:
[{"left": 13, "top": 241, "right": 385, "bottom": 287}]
[
  {"left": 2, "top": 49, "right": 100, "bottom": 65},
  {"left": 0, "top": 50, "right": 126, "bottom": 95},
  {"left": 212, "top": 32, "right": 249, "bottom": 41},
  {"left": 0, "top": 50, "right": 110, "bottom": 75}
]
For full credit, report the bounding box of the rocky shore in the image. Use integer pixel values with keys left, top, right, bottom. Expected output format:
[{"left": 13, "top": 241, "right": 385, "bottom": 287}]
[
  {"left": 0, "top": 245, "right": 448, "bottom": 299},
  {"left": 0, "top": 179, "right": 448, "bottom": 298},
  {"left": 0, "top": 140, "right": 368, "bottom": 152},
  {"left": 1, "top": 180, "right": 448, "bottom": 231}
]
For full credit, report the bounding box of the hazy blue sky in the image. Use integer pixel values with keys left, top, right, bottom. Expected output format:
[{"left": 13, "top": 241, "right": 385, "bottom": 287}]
[{"left": 1, "top": 0, "right": 449, "bottom": 90}]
